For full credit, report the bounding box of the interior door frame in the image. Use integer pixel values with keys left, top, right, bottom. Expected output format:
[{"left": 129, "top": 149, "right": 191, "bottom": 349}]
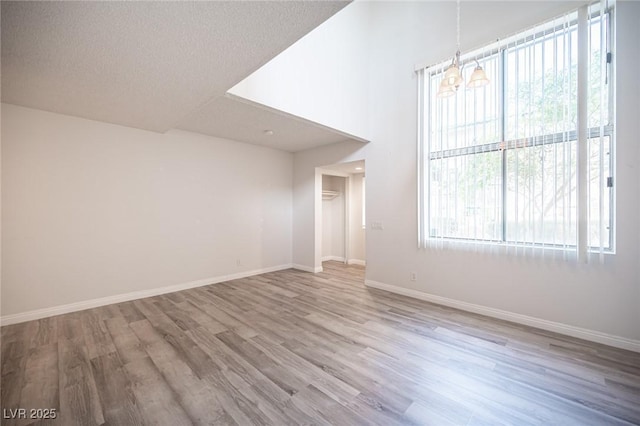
[{"left": 315, "top": 168, "right": 350, "bottom": 273}]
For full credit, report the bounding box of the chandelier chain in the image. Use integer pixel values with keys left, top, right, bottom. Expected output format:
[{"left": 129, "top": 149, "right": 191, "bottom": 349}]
[{"left": 456, "top": 0, "right": 460, "bottom": 51}]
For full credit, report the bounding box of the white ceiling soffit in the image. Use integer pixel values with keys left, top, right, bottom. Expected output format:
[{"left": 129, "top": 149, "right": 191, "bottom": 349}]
[
  {"left": 177, "top": 94, "right": 364, "bottom": 152},
  {"left": 321, "top": 159, "right": 365, "bottom": 175},
  {"left": 1, "top": 1, "right": 349, "bottom": 133}
]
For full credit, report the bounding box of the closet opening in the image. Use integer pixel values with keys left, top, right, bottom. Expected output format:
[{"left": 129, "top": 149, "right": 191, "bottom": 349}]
[{"left": 315, "top": 160, "right": 366, "bottom": 274}]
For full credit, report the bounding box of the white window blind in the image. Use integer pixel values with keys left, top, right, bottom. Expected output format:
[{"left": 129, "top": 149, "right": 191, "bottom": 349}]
[{"left": 417, "top": 1, "right": 613, "bottom": 261}]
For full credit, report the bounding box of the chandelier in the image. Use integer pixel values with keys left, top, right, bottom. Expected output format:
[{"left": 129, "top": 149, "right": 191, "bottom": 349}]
[{"left": 437, "top": 0, "right": 490, "bottom": 98}]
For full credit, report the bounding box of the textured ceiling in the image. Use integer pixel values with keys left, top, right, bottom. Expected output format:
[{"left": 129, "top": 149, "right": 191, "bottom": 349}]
[
  {"left": 178, "top": 94, "right": 361, "bottom": 152},
  {"left": 1, "top": 1, "right": 348, "bottom": 134}
]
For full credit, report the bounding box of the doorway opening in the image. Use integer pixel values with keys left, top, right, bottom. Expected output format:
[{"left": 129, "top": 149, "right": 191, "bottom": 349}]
[{"left": 315, "top": 160, "right": 366, "bottom": 273}]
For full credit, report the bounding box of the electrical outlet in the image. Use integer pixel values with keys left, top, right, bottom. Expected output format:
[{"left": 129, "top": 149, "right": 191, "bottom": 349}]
[
  {"left": 236, "top": 259, "right": 242, "bottom": 267},
  {"left": 410, "top": 272, "right": 417, "bottom": 281}
]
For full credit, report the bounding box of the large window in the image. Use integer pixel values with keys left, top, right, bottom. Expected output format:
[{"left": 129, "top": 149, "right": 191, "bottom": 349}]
[{"left": 418, "top": 3, "right": 613, "bottom": 257}]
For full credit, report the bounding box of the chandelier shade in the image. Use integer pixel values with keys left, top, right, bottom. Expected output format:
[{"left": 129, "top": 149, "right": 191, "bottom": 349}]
[
  {"left": 436, "top": 78, "right": 457, "bottom": 97},
  {"left": 444, "top": 63, "right": 463, "bottom": 87},
  {"left": 436, "top": 0, "right": 489, "bottom": 97},
  {"left": 467, "top": 64, "right": 490, "bottom": 88}
]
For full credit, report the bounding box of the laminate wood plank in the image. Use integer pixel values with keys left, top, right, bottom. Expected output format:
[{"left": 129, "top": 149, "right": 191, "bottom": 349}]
[
  {"left": 131, "top": 297, "right": 165, "bottom": 320},
  {"left": 1, "top": 321, "right": 39, "bottom": 361},
  {"left": 123, "top": 357, "right": 193, "bottom": 426},
  {"left": 220, "top": 297, "right": 300, "bottom": 345},
  {"left": 207, "top": 293, "right": 290, "bottom": 344},
  {"left": 153, "top": 298, "right": 203, "bottom": 331},
  {"left": 211, "top": 283, "right": 254, "bottom": 313},
  {"left": 17, "top": 343, "right": 59, "bottom": 426},
  {"left": 0, "top": 355, "right": 28, "bottom": 426},
  {"left": 95, "top": 304, "right": 122, "bottom": 321},
  {"left": 290, "top": 384, "right": 370, "bottom": 426},
  {"left": 276, "top": 310, "right": 368, "bottom": 356},
  {"left": 90, "top": 352, "right": 144, "bottom": 425},
  {"left": 117, "top": 301, "right": 146, "bottom": 324},
  {"left": 252, "top": 274, "right": 319, "bottom": 301},
  {"left": 200, "top": 372, "right": 271, "bottom": 426},
  {"left": 1, "top": 322, "right": 22, "bottom": 343},
  {"left": 247, "top": 277, "right": 300, "bottom": 299},
  {"left": 281, "top": 338, "right": 413, "bottom": 422},
  {"left": 27, "top": 317, "right": 58, "bottom": 349},
  {"left": 287, "top": 293, "right": 373, "bottom": 326},
  {"left": 209, "top": 286, "right": 292, "bottom": 341},
  {"left": 549, "top": 341, "right": 640, "bottom": 376},
  {"left": 404, "top": 400, "right": 460, "bottom": 426},
  {"left": 343, "top": 393, "right": 415, "bottom": 426},
  {"left": 185, "top": 289, "right": 259, "bottom": 339},
  {"left": 493, "top": 363, "right": 640, "bottom": 424},
  {"left": 249, "top": 335, "right": 360, "bottom": 406},
  {"left": 57, "top": 336, "right": 105, "bottom": 426},
  {"left": 2, "top": 261, "right": 639, "bottom": 425},
  {"left": 217, "top": 368, "right": 308, "bottom": 426},
  {"left": 134, "top": 298, "right": 220, "bottom": 379},
  {"left": 80, "top": 310, "right": 116, "bottom": 360},
  {"left": 353, "top": 348, "right": 482, "bottom": 426},
  {"left": 164, "top": 291, "right": 186, "bottom": 304},
  {"left": 128, "top": 319, "right": 235, "bottom": 425},
  {"left": 187, "top": 326, "right": 321, "bottom": 425},
  {"left": 364, "top": 340, "right": 622, "bottom": 426},
  {"left": 605, "top": 376, "right": 640, "bottom": 397},
  {"left": 215, "top": 330, "right": 308, "bottom": 397},
  {"left": 186, "top": 326, "right": 291, "bottom": 405},
  {"left": 1, "top": 339, "right": 27, "bottom": 363},
  {"left": 104, "top": 316, "right": 148, "bottom": 365},
  {"left": 303, "top": 310, "right": 413, "bottom": 360},
  {"left": 238, "top": 285, "right": 312, "bottom": 318},
  {"left": 429, "top": 325, "right": 640, "bottom": 417},
  {"left": 56, "top": 311, "right": 86, "bottom": 343},
  {"left": 171, "top": 300, "right": 228, "bottom": 334}
]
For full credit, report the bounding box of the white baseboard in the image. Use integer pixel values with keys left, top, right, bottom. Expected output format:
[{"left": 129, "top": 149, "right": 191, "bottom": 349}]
[
  {"left": 365, "top": 279, "right": 640, "bottom": 353},
  {"left": 0, "top": 264, "right": 293, "bottom": 326},
  {"left": 322, "top": 256, "right": 345, "bottom": 262},
  {"left": 292, "top": 264, "right": 323, "bottom": 273},
  {"left": 320, "top": 257, "right": 365, "bottom": 266}
]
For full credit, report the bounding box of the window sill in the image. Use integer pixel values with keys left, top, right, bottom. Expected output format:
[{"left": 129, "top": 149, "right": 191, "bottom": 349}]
[{"left": 423, "top": 237, "right": 615, "bottom": 259}]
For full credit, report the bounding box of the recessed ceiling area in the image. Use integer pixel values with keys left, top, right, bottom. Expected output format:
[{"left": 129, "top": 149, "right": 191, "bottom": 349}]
[
  {"left": 177, "top": 94, "right": 363, "bottom": 152},
  {"left": 1, "top": 0, "right": 350, "bottom": 139}
]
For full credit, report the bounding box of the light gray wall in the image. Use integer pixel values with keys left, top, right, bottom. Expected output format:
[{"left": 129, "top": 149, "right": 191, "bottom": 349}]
[{"left": 1, "top": 104, "right": 293, "bottom": 317}]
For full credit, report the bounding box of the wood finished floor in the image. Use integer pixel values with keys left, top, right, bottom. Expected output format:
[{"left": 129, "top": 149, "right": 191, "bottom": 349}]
[{"left": 2, "top": 261, "right": 640, "bottom": 426}]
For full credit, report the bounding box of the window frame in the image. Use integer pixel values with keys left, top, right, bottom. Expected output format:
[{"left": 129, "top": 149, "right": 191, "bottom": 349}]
[{"left": 420, "top": 5, "right": 614, "bottom": 252}]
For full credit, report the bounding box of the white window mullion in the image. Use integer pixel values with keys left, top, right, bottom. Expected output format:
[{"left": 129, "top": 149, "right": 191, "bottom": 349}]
[
  {"left": 577, "top": 5, "right": 589, "bottom": 262},
  {"left": 598, "top": 1, "right": 608, "bottom": 260}
]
